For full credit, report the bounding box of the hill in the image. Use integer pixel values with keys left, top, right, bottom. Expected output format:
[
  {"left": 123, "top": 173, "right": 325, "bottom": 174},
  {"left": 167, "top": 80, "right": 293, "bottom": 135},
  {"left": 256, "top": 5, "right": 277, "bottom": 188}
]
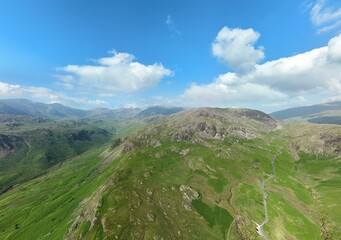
[
  {"left": 0, "top": 122, "right": 112, "bottom": 194},
  {"left": 271, "top": 101, "right": 341, "bottom": 124},
  {"left": 0, "top": 107, "right": 340, "bottom": 239}
]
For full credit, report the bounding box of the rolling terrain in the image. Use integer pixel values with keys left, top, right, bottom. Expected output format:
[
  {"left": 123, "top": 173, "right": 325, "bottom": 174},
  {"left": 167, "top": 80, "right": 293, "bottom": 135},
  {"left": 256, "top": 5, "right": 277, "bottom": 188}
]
[{"left": 0, "top": 101, "right": 340, "bottom": 239}]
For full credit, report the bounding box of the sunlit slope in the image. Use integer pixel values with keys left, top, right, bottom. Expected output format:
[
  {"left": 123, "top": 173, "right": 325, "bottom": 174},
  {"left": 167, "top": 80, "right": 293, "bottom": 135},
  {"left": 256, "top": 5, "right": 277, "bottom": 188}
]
[
  {"left": 68, "top": 109, "right": 336, "bottom": 239},
  {"left": 0, "top": 147, "right": 114, "bottom": 239},
  {"left": 0, "top": 108, "right": 339, "bottom": 239}
]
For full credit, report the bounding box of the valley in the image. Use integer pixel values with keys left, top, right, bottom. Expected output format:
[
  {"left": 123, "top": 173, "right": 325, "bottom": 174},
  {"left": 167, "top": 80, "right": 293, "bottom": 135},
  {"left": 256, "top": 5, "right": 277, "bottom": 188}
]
[
  {"left": 2, "top": 1, "right": 341, "bottom": 239},
  {"left": 255, "top": 153, "right": 278, "bottom": 239},
  {"left": 0, "top": 102, "right": 340, "bottom": 239}
]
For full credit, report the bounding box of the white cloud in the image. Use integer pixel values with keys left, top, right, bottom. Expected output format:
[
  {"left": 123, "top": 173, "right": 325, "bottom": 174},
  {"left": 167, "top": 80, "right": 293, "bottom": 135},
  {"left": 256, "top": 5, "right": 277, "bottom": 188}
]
[
  {"left": 263, "top": 96, "right": 308, "bottom": 108},
  {"left": 0, "top": 81, "right": 108, "bottom": 108},
  {"left": 0, "top": 82, "right": 22, "bottom": 95},
  {"left": 327, "top": 33, "right": 341, "bottom": 61},
  {"left": 181, "top": 33, "right": 341, "bottom": 108},
  {"left": 166, "top": 15, "right": 173, "bottom": 26},
  {"left": 122, "top": 102, "right": 138, "bottom": 109},
  {"left": 212, "top": 26, "right": 265, "bottom": 73},
  {"left": 311, "top": 0, "right": 341, "bottom": 25},
  {"left": 165, "top": 14, "right": 181, "bottom": 37},
  {"left": 247, "top": 35, "right": 341, "bottom": 93},
  {"left": 317, "top": 20, "right": 341, "bottom": 34},
  {"left": 57, "top": 51, "right": 173, "bottom": 94},
  {"left": 311, "top": 0, "right": 341, "bottom": 33},
  {"left": 182, "top": 81, "right": 286, "bottom": 107},
  {"left": 321, "top": 94, "right": 341, "bottom": 102}
]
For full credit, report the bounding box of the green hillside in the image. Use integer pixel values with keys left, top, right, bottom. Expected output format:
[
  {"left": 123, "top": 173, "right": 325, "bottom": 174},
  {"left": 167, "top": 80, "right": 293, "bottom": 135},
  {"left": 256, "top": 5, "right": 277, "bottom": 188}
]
[
  {"left": 0, "top": 108, "right": 340, "bottom": 239},
  {"left": 0, "top": 124, "right": 112, "bottom": 194}
]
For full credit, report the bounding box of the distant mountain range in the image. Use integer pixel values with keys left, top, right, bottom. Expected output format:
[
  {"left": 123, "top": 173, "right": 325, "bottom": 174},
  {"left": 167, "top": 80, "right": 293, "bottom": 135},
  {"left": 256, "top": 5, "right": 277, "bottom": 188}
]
[
  {"left": 0, "top": 99, "right": 186, "bottom": 119},
  {"left": 271, "top": 101, "right": 341, "bottom": 124},
  {"left": 0, "top": 99, "right": 87, "bottom": 118},
  {"left": 2, "top": 98, "right": 341, "bottom": 125}
]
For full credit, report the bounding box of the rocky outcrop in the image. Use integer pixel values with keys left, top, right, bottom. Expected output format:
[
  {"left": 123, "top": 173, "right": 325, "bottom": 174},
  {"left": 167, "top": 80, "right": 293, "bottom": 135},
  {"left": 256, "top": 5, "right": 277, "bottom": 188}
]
[
  {"left": 0, "top": 134, "right": 26, "bottom": 158},
  {"left": 321, "top": 133, "right": 341, "bottom": 155},
  {"left": 179, "top": 185, "right": 200, "bottom": 211},
  {"left": 166, "top": 108, "right": 277, "bottom": 143},
  {"left": 123, "top": 142, "right": 134, "bottom": 153}
]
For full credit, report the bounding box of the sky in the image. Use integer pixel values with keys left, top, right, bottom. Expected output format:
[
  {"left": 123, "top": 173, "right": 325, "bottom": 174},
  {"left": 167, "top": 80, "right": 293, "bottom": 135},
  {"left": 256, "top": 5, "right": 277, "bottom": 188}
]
[{"left": 1, "top": 0, "right": 341, "bottom": 112}]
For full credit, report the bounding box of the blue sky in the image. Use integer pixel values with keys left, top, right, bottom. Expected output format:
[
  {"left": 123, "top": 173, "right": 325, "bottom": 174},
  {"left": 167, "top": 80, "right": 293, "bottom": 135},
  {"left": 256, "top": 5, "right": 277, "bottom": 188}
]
[{"left": 1, "top": 0, "right": 341, "bottom": 112}]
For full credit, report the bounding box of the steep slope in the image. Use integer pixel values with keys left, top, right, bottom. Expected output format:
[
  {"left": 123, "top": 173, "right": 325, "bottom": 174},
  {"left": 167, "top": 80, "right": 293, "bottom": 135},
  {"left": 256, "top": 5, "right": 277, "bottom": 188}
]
[
  {"left": 286, "top": 122, "right": 341, "bottom": 239},
  {"left": 0, "top": 108, "right": 340, "bottom": 239},
  {"left": 0, "top": 123, "right": 112, "bottom": 194},
  {"left": 67, "top": 108, "right": 281, "bottom": 239},
  {"left": 0, "top": 146, "right": 112, "bottom": 239},
  {"left": 68, "top": 109, "right": 339, "bottom": 239}
]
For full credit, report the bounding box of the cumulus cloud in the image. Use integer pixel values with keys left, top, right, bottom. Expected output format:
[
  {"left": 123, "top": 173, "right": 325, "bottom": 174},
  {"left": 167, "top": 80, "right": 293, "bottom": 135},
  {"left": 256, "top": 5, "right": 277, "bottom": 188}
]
[
  {"left": 246, "top": 35, "right": 341, "bottom": 93},
  {"left": 182, "top": 33, "right": 341, "bottom": 108},
  {"left": 0, "top": 81, "right": 108, "bottom": 108},
  {"left": 311, "top": 0, "right": 341, "bottom": 33},
  {"left": 182, "top": 80, "right": 286, "bottom": 107},
  {"left": 57, "top": 50, "right": 173, "bottom": 94},
  {"left": 212, "top": 26, "right": 264, "bottom": 73},
  {"left": 327, "top": 34, "right": 341, "bottom": 61}
]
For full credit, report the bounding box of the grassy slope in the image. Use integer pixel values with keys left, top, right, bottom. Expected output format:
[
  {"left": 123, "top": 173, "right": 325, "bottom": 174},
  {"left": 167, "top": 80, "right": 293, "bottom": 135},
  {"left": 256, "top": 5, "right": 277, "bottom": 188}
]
[
  {"left": 0, "top": 115, "right": 148, "bottom": 194},
  {"left": 0, "top": 147, "right": 109, "bottom": 239},
  {"left": 66, "top": 138, "right": 235, "bottom": 239},
  {"left": 281, "top": 122, "right": 341, "bottom": 239},
  {"left": 0, "top": 110, "right": 339, "bottom": 239},
  {"left": 69, "top": 111, "right": 335, "bottom": 239},
  {"left": 0, "top": 126, "right": 111, "bottom": 193},
  {"left": 0, "top": 118, "right": 148, "bottom": 239}
]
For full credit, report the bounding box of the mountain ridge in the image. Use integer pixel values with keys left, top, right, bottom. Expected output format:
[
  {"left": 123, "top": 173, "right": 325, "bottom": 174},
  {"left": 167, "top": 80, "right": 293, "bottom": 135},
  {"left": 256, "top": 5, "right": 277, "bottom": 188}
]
[
  {"left": 0, "top": 98, "right": 87, "bottom": 118},
  {"left": 0, "top": 99, "right": 188, "bottom": 119},
  {"left": 270, "top": 101, "right": 341, "bottom": 122},
  {"left": 0, "top": 105, "right": 340, "bottom": 239}
]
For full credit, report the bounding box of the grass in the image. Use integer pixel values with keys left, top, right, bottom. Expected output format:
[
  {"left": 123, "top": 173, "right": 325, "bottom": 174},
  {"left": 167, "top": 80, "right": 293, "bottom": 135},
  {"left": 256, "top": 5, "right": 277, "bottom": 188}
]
[
  {"left": 192, "top": 199, "right": 233, "bottom": 239},
  {"left": 68, "top": 139, "right": 236, "bottom": 239},
  {"left": 266, "top": 192, "right": 321, "bottom": 239},
  {"left": 0, "top": 125, "right": 112, "bottom": 194},
  {"left": 0, "top": 146, "right": 115, "bottom": 239},
  {"left": 0, "top": 110, "right": 340, "bottom": 239},
  {"left": 296, "top": 152, "right": 341, "bottom": 238}
]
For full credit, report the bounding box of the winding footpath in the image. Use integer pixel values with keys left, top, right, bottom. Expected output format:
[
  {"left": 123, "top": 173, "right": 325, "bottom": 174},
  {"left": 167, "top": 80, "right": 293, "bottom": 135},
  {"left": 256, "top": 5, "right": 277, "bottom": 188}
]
[{"left": 255, "top": 152, "right": 279, "bottom": 239}]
